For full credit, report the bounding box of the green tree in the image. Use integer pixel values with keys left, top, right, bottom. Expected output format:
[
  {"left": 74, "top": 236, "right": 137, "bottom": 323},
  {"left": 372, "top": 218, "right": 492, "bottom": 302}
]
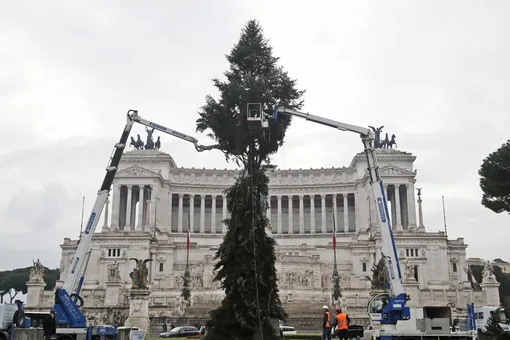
[
  {"left": 0, "top": 266, "right": 60, "bottom": 303},
  {"left": 479, "top": 140, "right": 510, "bottom": 214},
  {"left": 469, "top": 264, "right": 510, "bottom": 309},
  {"left": 482, "top": 309, "right": 504, "bottom": 339},
  {"left": 196, "top": 19, "right": 304, "bottom": 340}
]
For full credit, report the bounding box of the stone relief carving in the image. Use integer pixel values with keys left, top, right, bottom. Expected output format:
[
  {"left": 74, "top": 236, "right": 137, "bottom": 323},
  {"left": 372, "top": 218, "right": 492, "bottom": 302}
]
[
  {"left": 29, "top": 259, "right": 45, "bottom": 283},
  {"left": 402, "top": 259, "right": 416, "bottom": 283},
  {"left": 379, "top": 167, "right": 409, "bottom": 176},
  {"left": 321, "top": 274, "right": 332, "bottom": 288},
  {"left": 121, "top": 168, "right": 155, "bottom": 178},
  {"left": 482, "top": 261, "right": 497, "bottom": 283},
  {"left": 282, "top": 270, "right": 316, "bottom": 288},
  {"left": 421, "top": 249, "right": 427, "bottom": 257},
  {"left": 107, "top": 262, "right": 121, "bottom": 282},
  {"left": 175, "top": 272, "right": 205, "bottom": 289}
]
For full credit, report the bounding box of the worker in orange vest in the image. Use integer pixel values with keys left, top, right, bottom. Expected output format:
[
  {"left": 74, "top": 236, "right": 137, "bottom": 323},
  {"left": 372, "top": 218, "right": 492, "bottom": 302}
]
[
  {"left": 334, "top": 307, "right": 351, "bottom": 340},
  {"left": 322, "top": 305, "right": 332, "bottom": 340}
]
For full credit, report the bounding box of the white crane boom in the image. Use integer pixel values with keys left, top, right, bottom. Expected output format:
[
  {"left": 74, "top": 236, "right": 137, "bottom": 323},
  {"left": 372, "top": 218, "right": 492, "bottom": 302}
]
[{"left": 272, "top": 105, "right": 405, "bottom": 298}]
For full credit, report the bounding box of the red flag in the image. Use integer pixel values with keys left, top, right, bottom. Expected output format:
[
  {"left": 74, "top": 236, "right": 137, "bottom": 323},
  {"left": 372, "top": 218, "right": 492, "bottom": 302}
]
[{"left": 186, "top": 231, "right": 190, "bottom": 251}]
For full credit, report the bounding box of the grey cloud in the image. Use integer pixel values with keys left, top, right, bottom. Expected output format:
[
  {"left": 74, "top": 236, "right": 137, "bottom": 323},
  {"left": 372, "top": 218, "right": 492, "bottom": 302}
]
[{"left": 1, "top": 1, "right": 509, "bottom": 270}]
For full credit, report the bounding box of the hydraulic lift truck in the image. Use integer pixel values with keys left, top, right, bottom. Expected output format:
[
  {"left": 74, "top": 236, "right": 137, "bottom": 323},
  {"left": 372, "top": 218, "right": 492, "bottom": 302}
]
[
  {"left": 8, "top": 110, "right": 211, "bottom": 340},
  {"left": 266, "top": 105, "right": 477, "bottom": 340}
]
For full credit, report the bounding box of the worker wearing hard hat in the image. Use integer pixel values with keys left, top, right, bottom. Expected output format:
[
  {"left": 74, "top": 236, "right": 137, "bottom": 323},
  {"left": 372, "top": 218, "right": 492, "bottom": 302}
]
[
  {"left": 334, "top": 307, "right": 351, "bottom": 340},
  {"left": 322, "top": 305, "right": 332, "bottom": 340}
]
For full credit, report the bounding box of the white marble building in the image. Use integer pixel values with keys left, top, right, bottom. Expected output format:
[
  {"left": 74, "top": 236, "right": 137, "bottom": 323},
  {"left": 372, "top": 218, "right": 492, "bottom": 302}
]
[{"left": 27, "top": 147, "right": 499, "bottom": 323}]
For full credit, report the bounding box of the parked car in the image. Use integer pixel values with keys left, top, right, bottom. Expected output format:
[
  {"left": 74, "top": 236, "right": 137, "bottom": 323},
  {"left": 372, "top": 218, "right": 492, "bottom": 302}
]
[
  {"left": 159, "top": 326, "right": 200, "bottom": 338},
  {"left": 280, "top": 326, "right": 297, "bottom": 335}
]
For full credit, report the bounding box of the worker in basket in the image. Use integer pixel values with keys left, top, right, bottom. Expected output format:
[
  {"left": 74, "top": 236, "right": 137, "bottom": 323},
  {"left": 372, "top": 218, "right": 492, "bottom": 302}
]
[{"left": 333, "top": 307, "right": 350, "bottom": 340}]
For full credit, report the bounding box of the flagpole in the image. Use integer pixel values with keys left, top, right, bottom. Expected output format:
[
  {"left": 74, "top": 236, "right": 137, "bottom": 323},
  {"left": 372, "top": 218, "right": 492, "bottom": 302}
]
[
  {"left": 332, "top": 213, "right": 341, "bottom": 303},
  {"left": 182, "top": 197, "right": 192, "bottom": 306}
]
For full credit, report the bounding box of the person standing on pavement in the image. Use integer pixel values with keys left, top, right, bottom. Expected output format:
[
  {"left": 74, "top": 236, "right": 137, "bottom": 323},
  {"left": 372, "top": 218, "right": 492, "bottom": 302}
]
[
  {"left": 322, "top": 305, "right": 332, "bottom": 340},
  {"left": 334, "top": 307, "right": 350, "bottom": 340},
  {"left": 42, "top": 310, "right": 56, "bottom": 340}
]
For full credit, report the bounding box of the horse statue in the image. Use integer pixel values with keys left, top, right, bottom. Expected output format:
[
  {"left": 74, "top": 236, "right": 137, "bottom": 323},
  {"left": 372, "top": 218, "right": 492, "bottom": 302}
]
[
  {"left": 155, "top": 136, "right": 161, "bottom": 150},
  {"left": 145, "top": 127, "right": 155, "bottom": 150},
  {"left": 380, "top": 133, "right": 390, "bottom": 149},
  {"left": 387, "top": 134, "right": 397, "bottom": 149},
  {"left": 369, "top": 126, "right": 384, "bottom": 148},
  {"left": 130, "top": 135, "right": 144, "bottom": 150}
]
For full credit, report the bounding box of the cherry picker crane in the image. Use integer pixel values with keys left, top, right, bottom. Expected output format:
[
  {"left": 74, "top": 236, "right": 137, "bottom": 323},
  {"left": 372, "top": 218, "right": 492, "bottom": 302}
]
[
  {"left": 51, "top": 110, "right": 210, "bottom": 337},
  {"left": 268, "top": 105, "right": 411, "bottom": 338}
]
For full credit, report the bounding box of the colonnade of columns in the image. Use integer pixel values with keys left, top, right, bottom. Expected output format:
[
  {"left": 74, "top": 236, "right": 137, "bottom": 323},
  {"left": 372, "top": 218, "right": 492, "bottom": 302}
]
[
  {"left": 106, "top": 182, "right": 418, "bottom": 234},
  {"left": 167, "top": 193, "right": 358, "bottom": 234},
  {"left": 109, "top": 184, "right": 155, "bottom": 231},
  {"left": 381, "top": 183, "right": 417, "bottom": 230}
]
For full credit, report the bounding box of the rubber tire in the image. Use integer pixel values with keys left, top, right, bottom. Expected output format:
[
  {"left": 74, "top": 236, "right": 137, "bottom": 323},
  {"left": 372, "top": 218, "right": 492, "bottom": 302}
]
[
  {"left": 70, "top": 294, "right": 84, "bottom": 307},
  {"left": 0, "top": 331, "right": 8, "bottom": 340}
]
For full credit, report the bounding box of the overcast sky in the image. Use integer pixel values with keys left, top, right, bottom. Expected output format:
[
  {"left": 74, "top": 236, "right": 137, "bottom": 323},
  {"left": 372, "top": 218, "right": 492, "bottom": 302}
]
[{"left": 0, "top": 0, "right": 509, "bottom": 271}]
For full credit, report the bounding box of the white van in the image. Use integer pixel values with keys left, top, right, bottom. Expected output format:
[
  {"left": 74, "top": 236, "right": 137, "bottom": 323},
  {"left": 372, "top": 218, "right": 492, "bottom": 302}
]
[{"left": 474, "top": 306, "right": 510, "bottom": 332}]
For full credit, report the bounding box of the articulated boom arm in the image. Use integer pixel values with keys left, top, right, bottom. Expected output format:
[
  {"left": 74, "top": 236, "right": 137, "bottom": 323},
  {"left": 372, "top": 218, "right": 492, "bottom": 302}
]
[
  {"left": 63, "top": 110, "right": 206, "bottom": 298},
  {"left": 273, "top": 105, "right": 409, "bottom": 325}
]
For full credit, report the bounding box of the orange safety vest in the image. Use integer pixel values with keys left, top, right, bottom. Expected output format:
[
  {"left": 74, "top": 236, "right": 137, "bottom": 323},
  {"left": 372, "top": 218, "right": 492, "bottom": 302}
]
[
  {"left": 325, "top": 312, "right": 332, "bottom": 328},
  {"left": 336, "top": 313, "right": 348, "bottom": 330}
]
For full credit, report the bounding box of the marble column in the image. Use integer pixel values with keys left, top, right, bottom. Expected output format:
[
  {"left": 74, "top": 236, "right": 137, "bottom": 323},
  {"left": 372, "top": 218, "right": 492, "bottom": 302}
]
[
  {"left": 168, "top": 192, "right": 172, "bottom": 232},
  {"left": 277, "top": 195, "right": 283, "bottom": 234},
  {"left": 343, "top": 194, "right": 349, "bottom": 232},
  {"left": 124, "top": 185, "right": 131, "bottom": 230},
  {"left": 177, "top": 194, "right": 184, "bottom": 232},
  {"left": 189, "top": 194, "right": 195, "bottom": 233},
  {"left": 111, "top": 184, "right": 120, "bottom": 229},
  {"left": 211, "top": 195, "right": 216, "bottom": 234},
  {"left": 321, "top": 194, "right": 327, "bottom": 233},
  {"left": 102, "top": 199, "right": 109, "bottom": 231},
  {"left": 288, "top": 195, "right": 293, "bottom": 234},
  {"left": 333, "top": 194, "right": 338, "bottom": 232},
  {"left": 200, "top": 194, "right": 205, "bottom": 233},
  {"left": 407, "top": 182, "right": 418, "bottom": 228},
  {"left": 222, "top": 195, "right": 227, "bottom": 233},
  {"left": 354, "top": 192, "right": 359, "bottom": 232},
  {"left": 137, "top": 185, "right": 145, "bottom": 230},
  {"left": 310, "top": 194, "right": 316, "bottom": 234},
  {"left": 148, "top": 187, "right": 156, "bottom": 228},
  {"left": 394, "top": 185, "right": 403, "bottom": 231},
  {"left": 299, "top": 195, "right": 304, "bottom": 234}
]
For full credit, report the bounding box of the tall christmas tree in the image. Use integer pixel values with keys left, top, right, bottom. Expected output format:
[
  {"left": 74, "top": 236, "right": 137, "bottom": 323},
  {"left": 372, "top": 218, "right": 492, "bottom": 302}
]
[{"left": 196, "top": 20, "right": 304, "bottom": 340}]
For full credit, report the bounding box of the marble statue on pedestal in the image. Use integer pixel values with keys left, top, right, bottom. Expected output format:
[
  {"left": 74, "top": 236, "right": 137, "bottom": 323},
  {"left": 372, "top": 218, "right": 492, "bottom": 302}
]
[
  {"left": 29, "top": 259, "right": 45, "bottom": 283},
  {"left": 482, "top": 261, "right": 497, "bottom": 283},
  {"left": 129, "top": 258, "right": 153, "bottom": 289}
]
